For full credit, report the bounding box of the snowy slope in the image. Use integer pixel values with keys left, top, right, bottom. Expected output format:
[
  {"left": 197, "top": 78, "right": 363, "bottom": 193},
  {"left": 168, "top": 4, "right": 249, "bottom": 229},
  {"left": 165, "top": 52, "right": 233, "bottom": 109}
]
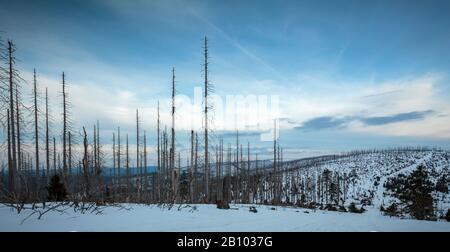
[
  {"left": 0, "top": 203, "right": 449, "bottom": 232},
  {"left": 283, "top": 149, "right": 450, "bottom": 217}
]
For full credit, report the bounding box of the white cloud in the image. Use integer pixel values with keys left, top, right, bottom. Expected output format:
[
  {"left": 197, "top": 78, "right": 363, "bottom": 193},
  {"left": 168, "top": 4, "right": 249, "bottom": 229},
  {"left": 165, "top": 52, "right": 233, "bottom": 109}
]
[{"left": 284, "top": 73, "right": 450, "bottom": 138}]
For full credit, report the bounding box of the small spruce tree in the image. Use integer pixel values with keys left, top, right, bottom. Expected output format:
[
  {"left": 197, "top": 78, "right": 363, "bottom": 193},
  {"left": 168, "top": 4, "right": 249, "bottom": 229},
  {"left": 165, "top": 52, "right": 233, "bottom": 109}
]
[
  {"left": 400, "top": 165, "right": 434, "bottom": 220},
  {"left": 47, "top": 174, "right": 68, "bottom": 201}
]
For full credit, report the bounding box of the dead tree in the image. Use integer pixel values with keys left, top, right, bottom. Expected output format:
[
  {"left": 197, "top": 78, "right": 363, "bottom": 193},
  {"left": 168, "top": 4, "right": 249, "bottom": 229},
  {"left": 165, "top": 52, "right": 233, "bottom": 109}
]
[
  {"left": 92, "top": 124, "right": 96, "bottom": 174},
  {"left": 170, "top": 68, "right": 176, "bottom": 200},
  {"left": 273, "top": 119, "right": 278, "bottom": 204},
  {"left": 227, "top": 144, "right": 232, "bottom": 203},
  {"left": 235, "top": 130, "right": 239, "bottom": 203},
  {"left": 96, "top": 121, "right": 100, "bottom": 174},
  {"left": 45, "top": 88, "right": 50, "bottom": 177},
  {"left": 62, "top": 72, "right": 68, "bottom": 178},
  {"left": 15, "top": 81, "right": 21, "bottom": 174},
  {"left": 117, "top": 127, "right": 121, "bottom": 197},
  {"left": 68, "top": 131, "right": 72, "bottom": 184},
  {"left": 247, "top": 141, "right": 250, "bottom": 203},
  {"left": 190, "top": 130, "right": 194, "bottom": 202},
  {"left": 82, "top": 127, "right": 90, "bottom": 198},
  {"left": 7, "top": 109, "right": 13, "bottom": 193},
  {"left": 33, "top": 69, "right": 39, "bottom": 179},
  {"left": 112, "top": 131, "right": 116, "bottom": 195},
  {"left": 194, "top": 132, "right": 198, "bottom": 203},
  {"left": 136, "top": 109, "right": 140, "bottom": 198},
  {"left": 162, "top": 127, "right": 167, "bottom": 201},
  {"left": 156, "top": 101, "right": 160, "bottom": 201},
  {"left": 7, "top": 41, "right": 17, "bottom": 193},
  {"left": 53, "top": 137, "right": 56, "bottom": 175},
  {"left": 144, "top": 130, "right": 148, "bottom": 197},
  {"left": 126, "top": 134, "right": 130, "bottom": 198},
  {"left": 203, "top": 37, "right": 210, "bottom": 202}
]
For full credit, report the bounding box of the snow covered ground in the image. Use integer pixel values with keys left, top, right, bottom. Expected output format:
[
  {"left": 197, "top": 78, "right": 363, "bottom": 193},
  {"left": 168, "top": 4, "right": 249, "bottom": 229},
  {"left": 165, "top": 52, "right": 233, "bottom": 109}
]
[{"left": 1, "top": 204, "right": 449, "bottom": 232}]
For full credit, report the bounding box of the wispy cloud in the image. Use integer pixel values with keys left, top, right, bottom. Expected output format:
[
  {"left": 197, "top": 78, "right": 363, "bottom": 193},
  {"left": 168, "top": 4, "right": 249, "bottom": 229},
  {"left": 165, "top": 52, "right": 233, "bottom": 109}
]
[
  {"left": 295, "top": 110, "right": 435, "bottom": 131},
  {"left": 185, "top": 5, "right": 287, "bottom": 82},
  {"left": 361, "top": 110, "right": 434, "bottom": 126},
  {"left": 294, "top": 116, "right": 349, "bottom": 131}
]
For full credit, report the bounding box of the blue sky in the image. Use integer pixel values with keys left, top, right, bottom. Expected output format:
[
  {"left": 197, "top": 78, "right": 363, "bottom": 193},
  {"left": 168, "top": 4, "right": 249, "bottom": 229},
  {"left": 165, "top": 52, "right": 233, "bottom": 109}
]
[{"left": 1, "top": 0, "right": 450, "bottom": 162}]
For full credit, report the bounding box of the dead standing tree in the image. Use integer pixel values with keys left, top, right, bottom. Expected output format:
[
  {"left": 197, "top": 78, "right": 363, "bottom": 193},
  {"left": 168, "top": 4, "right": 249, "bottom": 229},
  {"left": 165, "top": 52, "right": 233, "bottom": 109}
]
[
  {"left": 126, "top": 133, "right": 130, "bottom": 200},
  {"left": 7, "top": 41, "right": 17, "bottom": 195},
  {"left": 62, "top": 72, "right": 68, "bottom": 180},
  {"left": 189, "top": 130, "right": 194, "bottom": 203},
  {"left": 156, "top": 101, "right": 160, "bottom": 202},
  {"left": 170, "top": 67, "right": 176, "bottom": 203},
  {"left": 32, "top": 69, "right": 41, "bottom": 198},
  {"left": 45, "top": 88, "right": 50, "bottom": 178},
  {"left": 203, "top": 36, "right": 212, "bottom": 203},
  {"left": 82, "top": 127, "right": 90, "bottom": 198},
  {"left": 273, "top": 119, "right": 280, "bottom": 205},
  {"left": 143, "top": 130, "right": 148, "bottom": 200},
  {"left": 136, "top": 109, "right": 140, "bottom": 201},
  {"left": 117, "top": 127, "right": 121, "bottom": 199},
  {"left": 194, "top": 132, "right": 199, "bottom": 203},
  {"left": 32, "top": 69, "right": 39, "bottom": 177}
]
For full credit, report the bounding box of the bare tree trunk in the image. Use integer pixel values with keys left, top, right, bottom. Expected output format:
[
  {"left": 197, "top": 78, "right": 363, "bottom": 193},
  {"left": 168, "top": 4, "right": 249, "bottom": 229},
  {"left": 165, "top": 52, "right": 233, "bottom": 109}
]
[
  {"left": 82, "top": 127, "right": 90, "bottom": 198},
  {"left": 7, "top": 109, "right": 13, "bottom": 193},
  {"left": 194, "top": 132, "right": 198, "bottom": 203},
  {"left": 247, "top": 141, "right": 250, "bottom": 203},
  {"left": 170, "top": 68, "right": 176, "bottom": 202},
  {"left": 203, "top": 37, "right": 209, "bottom": 203},
  {"left": 144, "top": 130, "right": 148, "bottom": 198},
  {"left": 255, "top": 153, "right": 259, "bottom": 204},
  {"left": 240, "top": 144, "right": 243, "bottom": 202},
  {"left": 162, "top": 128, "right": 166, "bottom": 202},
  {"left": 96, "top": 121, "right": 100, "bottom": 178},
  {"left": 227, "top": 144, "right": 231, "bottom": 204},
  {"left": 93, "top": 124, "right": 97, "bottom": 176},
  {"left": 156, "top": 101, "right": 160, "bottom": 201},
  {"left": 165, "top": 127, "right": 169, "bottom": 202},
  {"left": 15, "top": 82, "right": 21, "bottom": 174},
  {"left": 190, "top": 130, "right": 194, "bottom": 203},
  {"left": 278, "top": 144, "right": 282, "bottom": 204},
  {"left": 117, "top": 127, "right": 121, "bottom": 198},
  {"left": 126, "top": 134, "right": 130, "bottom": 199},
  {"left": 136, "top": 109, "right": 140, "bottom": 200},
  {"left": 113, "top": 132, "right": 116, "bottom": 195},
  {"left": 235, "top": 130, "right": 239, "bottom": 203},
  {"left": 53, "top": 137, "right": 56, "bottom": 175},
  {"left": 33, "top": 69, "right": 39, "bottom": 179},
  {"left": 68, "top": 131, "right": 72, "bottom": 190},
  {"left": 62, "top": 72, "right": 68, "bottom": 179},
  {"left": 273, "top": 119, "right": 277, "bottom": 204},
  {"left": 45, "top": 88, "right": 49, "bottom": 177},
  {"left": 175, "top": 152, "right": 180, "bottom": 203},
  {"left": 215, "top": 144, "right": 219, "bottom": 203},
  {"left": 7, "top": 41, "right": 17, "bottom": 194},
  {"left": 218, "top": 138, "right": 224, "bottom": 203}
]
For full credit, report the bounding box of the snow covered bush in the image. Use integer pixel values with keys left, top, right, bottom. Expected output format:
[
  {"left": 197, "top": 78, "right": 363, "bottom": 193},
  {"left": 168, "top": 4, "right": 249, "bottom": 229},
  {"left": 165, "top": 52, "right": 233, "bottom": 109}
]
[
  {"left": 348, "top": 202, "right": 364, "bottom": 213},
  {"left": 383, "top": 203, "right": 399, "bottom": 217}
]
